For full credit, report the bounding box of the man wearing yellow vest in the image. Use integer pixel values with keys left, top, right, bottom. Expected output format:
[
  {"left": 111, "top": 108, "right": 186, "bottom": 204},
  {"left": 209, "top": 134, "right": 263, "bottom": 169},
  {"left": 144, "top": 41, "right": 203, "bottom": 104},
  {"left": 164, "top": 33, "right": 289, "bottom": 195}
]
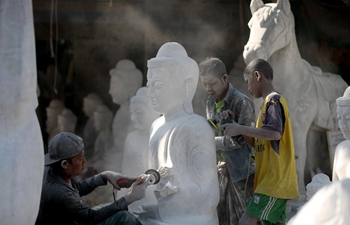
[{"left": 221, "top": 58, "right": 299, "bottom": 225}]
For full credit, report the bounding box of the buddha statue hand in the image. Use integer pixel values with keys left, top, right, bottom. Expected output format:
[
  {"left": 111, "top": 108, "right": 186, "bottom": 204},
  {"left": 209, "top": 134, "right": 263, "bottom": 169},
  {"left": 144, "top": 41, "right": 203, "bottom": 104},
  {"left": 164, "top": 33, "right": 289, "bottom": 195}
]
[{"left": 135, "top": 203, "right": 161, "bottom": 220}]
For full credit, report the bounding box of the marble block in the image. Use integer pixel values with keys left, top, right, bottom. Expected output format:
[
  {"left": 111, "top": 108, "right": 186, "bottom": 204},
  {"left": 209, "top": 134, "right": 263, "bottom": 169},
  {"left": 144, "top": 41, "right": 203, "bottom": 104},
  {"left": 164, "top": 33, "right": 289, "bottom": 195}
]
[{"left": 0, "top": 1, "right": 44, "bottom": 224}]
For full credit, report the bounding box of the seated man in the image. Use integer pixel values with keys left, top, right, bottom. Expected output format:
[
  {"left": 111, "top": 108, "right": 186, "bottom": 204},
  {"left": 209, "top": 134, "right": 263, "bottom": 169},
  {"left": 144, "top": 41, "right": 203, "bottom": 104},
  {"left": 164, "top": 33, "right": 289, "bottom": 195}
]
[{"left": 35, "top": 132, "right": 147, "bottom": 225}]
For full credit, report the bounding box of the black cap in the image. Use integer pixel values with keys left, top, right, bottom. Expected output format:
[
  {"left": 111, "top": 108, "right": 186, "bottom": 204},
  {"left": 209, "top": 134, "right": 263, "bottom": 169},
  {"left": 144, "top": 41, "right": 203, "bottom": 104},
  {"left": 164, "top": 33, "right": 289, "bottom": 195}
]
[{"left": 45, "top": 132, "right": 84, "bottom": 166}]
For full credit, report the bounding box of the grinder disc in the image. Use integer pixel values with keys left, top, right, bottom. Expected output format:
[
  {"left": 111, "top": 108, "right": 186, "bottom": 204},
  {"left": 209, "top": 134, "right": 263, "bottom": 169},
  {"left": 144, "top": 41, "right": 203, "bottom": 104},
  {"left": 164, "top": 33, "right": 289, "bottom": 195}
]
[{"left": 145, "top": 169, "right": 161, "bottom": 185}]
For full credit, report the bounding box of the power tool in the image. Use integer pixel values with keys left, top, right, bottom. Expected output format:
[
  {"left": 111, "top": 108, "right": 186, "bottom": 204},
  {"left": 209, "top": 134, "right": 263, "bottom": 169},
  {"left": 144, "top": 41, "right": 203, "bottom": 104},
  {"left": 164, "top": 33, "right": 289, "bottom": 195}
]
[
  {"left": 116, "top": 169, "right": 161, "bottom": 188},
  {"left": 208, "top": 115, "right": 245, "bottom": 147}
]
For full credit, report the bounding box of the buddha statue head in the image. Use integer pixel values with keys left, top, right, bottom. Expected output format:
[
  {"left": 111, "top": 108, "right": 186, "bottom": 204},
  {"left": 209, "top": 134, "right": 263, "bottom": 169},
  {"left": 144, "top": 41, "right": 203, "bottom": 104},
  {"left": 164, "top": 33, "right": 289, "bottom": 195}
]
[
  {"left": 130, "top": 87, "right": 159, "bottom": 131},
  {"left": 57, "top": 108, "right": 77, "bottom": 133},
  {"left": 146, "top": 42, "right": 199, "bottom": 115},
  {"left": 337, "top": 87, "right": 350, "bottom": 140},
  {"left": 83, "top": 93, "right": 103, "bottom": 117},
  {"left": 334, "top": 86, "right": 350, "bottom": 181},
  {"left": 109, "top": 59, "right": 143, "bottom": 105}
]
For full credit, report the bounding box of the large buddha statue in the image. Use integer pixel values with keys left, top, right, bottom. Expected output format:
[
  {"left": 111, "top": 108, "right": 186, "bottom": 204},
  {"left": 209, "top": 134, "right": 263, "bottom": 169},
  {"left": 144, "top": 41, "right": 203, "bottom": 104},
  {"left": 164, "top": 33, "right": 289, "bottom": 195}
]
[
  {"left": 137, "top": 42, "right": 219, "bottom": 225},
  {"left": 108, "top": 59, "right": 142, "bottom": 171},
  {"left": 0, "top": 1, "right": 44, "bottom": 224}
]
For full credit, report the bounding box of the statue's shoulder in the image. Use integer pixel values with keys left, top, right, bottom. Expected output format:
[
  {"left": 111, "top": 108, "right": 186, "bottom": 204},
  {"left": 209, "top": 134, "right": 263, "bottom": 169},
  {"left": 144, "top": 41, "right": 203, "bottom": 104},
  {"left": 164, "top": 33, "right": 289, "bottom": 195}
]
[
  {"left": 335, "top": 140, "right": 350, "bottom": 151},
  {"left": 180, "top": 114, "right": 212, "bottom": 131}
]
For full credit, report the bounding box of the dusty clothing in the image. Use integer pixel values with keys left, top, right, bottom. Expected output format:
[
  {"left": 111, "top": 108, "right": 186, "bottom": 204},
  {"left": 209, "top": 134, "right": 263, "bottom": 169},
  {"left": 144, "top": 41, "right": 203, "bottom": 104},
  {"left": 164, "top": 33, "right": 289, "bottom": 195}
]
[
  {"left": 35, "top": 167, "right": 136, "bottom": 225},
  {"left": 206, "top": 83, "right": 256, "bottom": 225},
  {"left": 206, "top": 84, "right": 255, "bottom": 182},
  {"left": 217, "top": 162, "right": 255, "bottom": 225}
]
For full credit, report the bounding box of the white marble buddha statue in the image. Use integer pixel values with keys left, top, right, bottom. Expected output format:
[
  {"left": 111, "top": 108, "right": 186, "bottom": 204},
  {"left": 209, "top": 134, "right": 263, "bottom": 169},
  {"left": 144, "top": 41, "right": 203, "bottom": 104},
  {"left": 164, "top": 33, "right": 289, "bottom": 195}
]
[
  {"left": 121, "top": 87, "right": 160, "bottom": 212},
  {"left": 91, "top": 105, "right": 114, "bottom": 173},
  {"left": 82, "top": 93, "right": 103, "bottom": 160},
  {"left": 288, "top": 87, "right": 350, "bottom": 225},
  {"left": 57, "top": 108, "right": 77, "bottom": 134},
  {"left": 84, "top": 105, "right": 115, "bottom": 207},
  {"left": 137, "top": 42, "right": 219, "bottom": 225},
  {"left": 122, "top": 87, "right": 160, "bottom": 177},
  {"left": 108, "top": 59, "right": 143, "bottom": 171},
  {"left": 46, "top": 99, "right": 65, "bottom": 140},
  {"left": 333, "top": 86, "right": 350, "bottom": 181}
]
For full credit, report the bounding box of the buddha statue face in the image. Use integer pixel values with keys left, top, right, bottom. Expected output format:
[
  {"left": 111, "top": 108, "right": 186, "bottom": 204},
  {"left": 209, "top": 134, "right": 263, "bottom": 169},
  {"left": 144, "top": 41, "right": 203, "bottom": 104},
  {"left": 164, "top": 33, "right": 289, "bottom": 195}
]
[
  {"left": 109, "top": 75, "right": 129, "bottom": 105},
  {"left": 130, "top": 101, "right": 158, "bottom": 131},
  {"left": 146, "top": 42, "right": 199, "bottom": 116},
  {"left": 337, "top": 105, "right": 350, "bottom": 140},
  {"left": 83, "top": 93, "right": 102, "bottom": 117},
  {"left": 336, "top": 87, "right": 350, "bottom": 140},
  {"left": 147, "top": 67, "right": 184, "bottom": 115}
]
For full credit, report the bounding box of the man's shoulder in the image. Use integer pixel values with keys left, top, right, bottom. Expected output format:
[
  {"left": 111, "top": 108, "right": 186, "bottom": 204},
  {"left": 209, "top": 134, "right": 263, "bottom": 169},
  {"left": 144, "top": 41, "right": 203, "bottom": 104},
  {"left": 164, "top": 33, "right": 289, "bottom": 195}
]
[
  {"left": 233, "top": 90, "right": 251, "bottom": 101},
  {"left": 42, "top": 170, "right": 74, "bottom": 200},
  {"left": 227, "top": 85, "right": 252, "bottom": 103}
]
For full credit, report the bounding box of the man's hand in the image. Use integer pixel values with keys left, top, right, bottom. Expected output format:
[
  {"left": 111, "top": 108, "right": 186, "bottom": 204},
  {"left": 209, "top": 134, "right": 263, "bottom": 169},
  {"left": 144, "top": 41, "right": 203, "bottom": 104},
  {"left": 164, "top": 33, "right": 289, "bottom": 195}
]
[
  {"left": 221, "top": 121, "right": 241, "bottom": 137},
  {"left": 124, "top": 176, "right": 149, "bottom": 205},
  {"left": 219, "top": 110, "right": 234, "bottom": 121},
  {"left": 100, "top": 171, "right": 134, "bottom": 190}
]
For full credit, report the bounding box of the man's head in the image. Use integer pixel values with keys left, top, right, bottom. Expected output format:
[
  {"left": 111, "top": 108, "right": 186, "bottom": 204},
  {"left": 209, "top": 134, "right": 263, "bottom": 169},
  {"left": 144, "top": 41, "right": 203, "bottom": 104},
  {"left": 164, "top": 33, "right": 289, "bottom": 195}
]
[
  {"left": 243, "top": 58, "right": 273, "bottom": 98},
  {"left": 45, "top": 132, "right": 86, "bottom": 176},
  {"left": 199, "top": 57, "right": 229, "bottom": 102}
]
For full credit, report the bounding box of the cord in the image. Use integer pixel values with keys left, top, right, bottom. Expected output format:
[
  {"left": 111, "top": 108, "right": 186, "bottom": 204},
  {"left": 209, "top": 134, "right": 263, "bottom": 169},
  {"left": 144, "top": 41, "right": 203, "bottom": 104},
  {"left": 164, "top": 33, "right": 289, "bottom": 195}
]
[{"left": 244, "top": 152, "right": 254, "bottom": 206}]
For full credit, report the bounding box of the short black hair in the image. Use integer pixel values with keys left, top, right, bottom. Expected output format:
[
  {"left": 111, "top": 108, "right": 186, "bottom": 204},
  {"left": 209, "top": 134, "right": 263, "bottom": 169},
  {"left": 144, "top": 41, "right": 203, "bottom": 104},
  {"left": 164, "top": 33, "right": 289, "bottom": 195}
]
[
  {"left": 198, "top": 57, "right": 227, "bottom": 79},
  {"left": 244, "top": 58, "right": 273, "bottom": 80}
]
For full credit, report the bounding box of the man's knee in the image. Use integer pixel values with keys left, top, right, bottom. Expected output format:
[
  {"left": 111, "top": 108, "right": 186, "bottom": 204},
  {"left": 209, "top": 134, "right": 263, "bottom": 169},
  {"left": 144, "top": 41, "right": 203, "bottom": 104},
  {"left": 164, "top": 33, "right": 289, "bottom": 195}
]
[
  {"left": 239, "top": 212, "right": 258, "bottom": 225},
  {"left": 109, "top": 211, "right": 141, "bottom": 225}
]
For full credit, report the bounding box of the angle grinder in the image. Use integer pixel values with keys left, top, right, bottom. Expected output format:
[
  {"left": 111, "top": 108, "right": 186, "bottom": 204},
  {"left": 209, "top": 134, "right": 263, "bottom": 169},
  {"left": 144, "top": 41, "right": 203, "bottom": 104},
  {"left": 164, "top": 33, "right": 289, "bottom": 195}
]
[{"left": 116, "top": 169, "right": 161, "bottom": 188}]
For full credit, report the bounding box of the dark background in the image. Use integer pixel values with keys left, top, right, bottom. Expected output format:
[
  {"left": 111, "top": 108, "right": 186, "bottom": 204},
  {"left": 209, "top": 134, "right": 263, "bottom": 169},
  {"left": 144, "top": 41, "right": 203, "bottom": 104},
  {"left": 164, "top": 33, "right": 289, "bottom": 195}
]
[{"left": 33, "top": 0, "right": 350, "bottom": 147}]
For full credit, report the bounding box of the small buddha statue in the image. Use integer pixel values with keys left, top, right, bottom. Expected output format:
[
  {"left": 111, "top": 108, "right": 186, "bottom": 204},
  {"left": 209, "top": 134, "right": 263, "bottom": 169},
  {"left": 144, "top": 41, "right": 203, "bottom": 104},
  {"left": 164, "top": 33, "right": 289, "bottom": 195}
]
[
  {"left": 82, "top": 93, "right": 103, "bottom": 160},
  {"left": 108, "top": 59, "right": 142, "bottom": 171}
]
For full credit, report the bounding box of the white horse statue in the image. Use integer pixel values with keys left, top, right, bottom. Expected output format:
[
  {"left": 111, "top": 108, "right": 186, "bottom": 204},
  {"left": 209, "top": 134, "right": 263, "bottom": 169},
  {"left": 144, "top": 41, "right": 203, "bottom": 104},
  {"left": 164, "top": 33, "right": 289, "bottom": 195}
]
[{"left": 243, "top": 0, "right": 348, "bottom": 197}]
